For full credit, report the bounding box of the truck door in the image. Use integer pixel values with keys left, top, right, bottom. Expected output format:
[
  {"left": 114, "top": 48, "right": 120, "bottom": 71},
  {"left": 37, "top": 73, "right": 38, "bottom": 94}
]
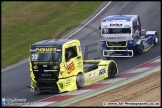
[
  {"left": 132, "top": 20, "right": 139, "bottom": 38},
  {"left": 65, "top": 45, "right": 80, "bottom": 76},
  {"left": 76, "top": 44, "right": 83, "bottom": 68}
]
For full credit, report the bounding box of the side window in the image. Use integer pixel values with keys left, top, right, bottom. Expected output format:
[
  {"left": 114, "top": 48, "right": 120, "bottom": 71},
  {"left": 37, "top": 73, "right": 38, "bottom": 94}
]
[
  {"left": 65, "top": 46, "right": 78, "bottom": 62},
  {"left": 133, "top": 21, "right": 137, "bottom": 33}
]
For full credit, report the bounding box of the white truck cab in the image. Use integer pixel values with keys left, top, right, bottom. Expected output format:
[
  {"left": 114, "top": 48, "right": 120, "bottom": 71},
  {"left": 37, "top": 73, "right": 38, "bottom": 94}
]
[
  {"left": 99, "top": 15, "right": 159, "bottom": 58},
  {"left": 99, "top": 15, "right": 141, "bottom": 42}
]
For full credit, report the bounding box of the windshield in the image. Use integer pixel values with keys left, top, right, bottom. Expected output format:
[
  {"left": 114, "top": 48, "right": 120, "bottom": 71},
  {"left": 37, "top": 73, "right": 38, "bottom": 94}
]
[
  {"left": 102, "top": 28, "right": 130, "bottom": 34},
  {"left": 30, "top": 52, "right": 62, "bottom": 62}
]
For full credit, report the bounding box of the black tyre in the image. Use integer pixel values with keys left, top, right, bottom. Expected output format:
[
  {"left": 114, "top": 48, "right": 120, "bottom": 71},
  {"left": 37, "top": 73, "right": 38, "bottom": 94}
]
[
  {"left": 134, "top": 41, "right": 144, "bottom": 55},
  {"left": 108, "top": 62, "right": 117, "bottom": 78},
  {"left": 76, "top": 73, "right": 84, "bottom": 88},
  {"left": 153, "top": 32, "right": 159, "bottom": 45}
]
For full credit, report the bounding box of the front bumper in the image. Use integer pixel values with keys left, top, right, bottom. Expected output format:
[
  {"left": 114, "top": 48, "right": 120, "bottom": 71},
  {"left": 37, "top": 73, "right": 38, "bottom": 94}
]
[
  {"left": 29, "top": 75, "right": 78, "bottom": 93},
  {"left": 103, "top": 49, "right": 134, "bottom": 57},
  {"left": 29, "top": 79, "right": 60, "bottom": 93}
]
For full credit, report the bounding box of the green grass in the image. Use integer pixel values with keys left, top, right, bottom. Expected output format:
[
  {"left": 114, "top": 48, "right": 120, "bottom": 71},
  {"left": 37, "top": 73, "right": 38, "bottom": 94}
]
[{"left": 2, "top": 1, "right": 102, "bottom": 68}]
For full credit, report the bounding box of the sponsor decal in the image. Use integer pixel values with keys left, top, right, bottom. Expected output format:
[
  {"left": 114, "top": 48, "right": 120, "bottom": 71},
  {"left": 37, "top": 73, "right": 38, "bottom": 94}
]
[
  {"left": 99, "top": 69, "right": 106, "bottom": 75},
  {"left": 66, "top": 62, "right": 75, "bottom": 74},
  {"left": 43, "top": 65, "right": 47, "bottom": 67},
  {"left": 110, "top": 20, "right": 127, "bottom": 22},
  {"left": 53, "top": 65, "right": 58, "bottom": 69},
  {"left": 36, "top": 47, "right": 57, "bottom": 53},
  {"left": 107, "top": 36, "right": 127, "bottom": 40},
  {"left": 89, "top": 72, "right": 99, "bottom": 79},
  {"left": 89, "top": 68, "right": 106, "bottom": 79},
  {"left": 65, "top": 80, "right": 70, "bottom": 86},
  {"left": 110, "top": 23, "right": 122, "bottom": 27},
  {"left": 103, "top": 25, "right": 108, "bottom": 28},
  {"left": 41, "top": 73, "right": 52, "bottom": 77},
  {"left": 33, "top": 65, "right": 38, "bottom": 69},
  {"left": 124, "top": 25, "right": 130, "bottom": 27},
  {"left": 33, "top": 62, "right": 58, "bottom": 64}
]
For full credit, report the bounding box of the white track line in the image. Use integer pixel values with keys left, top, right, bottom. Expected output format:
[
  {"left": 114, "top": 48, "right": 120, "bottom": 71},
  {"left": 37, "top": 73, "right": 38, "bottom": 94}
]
[
  {"left": 2, "top": 59, "right": 28, "bottom": 72},
  {"left": 66, "top": 1, "right": 112, "bottom": 39},
  {"left": 2, "top": 1, "right": 112, "bottom": 72},
  {"left": 119, "top": 56, "right": 161, "bottom": 74}
]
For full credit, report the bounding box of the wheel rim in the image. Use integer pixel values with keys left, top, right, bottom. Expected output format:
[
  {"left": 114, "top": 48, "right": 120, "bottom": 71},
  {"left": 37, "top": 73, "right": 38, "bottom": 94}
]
[
  {"left": 77, "top": 74, "right": 84, "bottom": 86},
  {"left": 77, "top": 75, "right": 81, "bottom": 82},
  {"left": 155, "top": 35, "right": 158, "bottom": 43},
  {"left": 140, "top": 44, "right": 144, "bottom": 52}
]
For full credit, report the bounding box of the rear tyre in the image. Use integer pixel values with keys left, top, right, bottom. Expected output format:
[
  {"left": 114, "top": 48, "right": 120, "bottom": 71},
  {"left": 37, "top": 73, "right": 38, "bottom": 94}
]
[
  {"left": 153, "top": 32, "right": 159, "bottom": 45},
  {"left": 108, "top": 62, "right": 117, "bottom": 78},
  {"left": 76, "top": 73, "right": 84, "bottom": 88},
  {"left": 134, "top": 41, "right": 144, "bottom": 55}
]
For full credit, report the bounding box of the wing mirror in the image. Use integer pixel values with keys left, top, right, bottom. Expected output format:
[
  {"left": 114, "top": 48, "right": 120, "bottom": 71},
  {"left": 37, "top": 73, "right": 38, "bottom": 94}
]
[{"left": 99, "top": 26, "right": 101, "bottom": 30}]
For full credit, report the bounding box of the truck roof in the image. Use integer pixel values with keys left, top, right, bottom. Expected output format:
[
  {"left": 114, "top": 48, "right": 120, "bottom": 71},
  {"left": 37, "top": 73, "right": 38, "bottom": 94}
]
[
  {"left": 102, "top": 15, "right": 137, "bottom": 22},
  {"left": 31, "top": 39, "right": 72, "bottom": 48}
]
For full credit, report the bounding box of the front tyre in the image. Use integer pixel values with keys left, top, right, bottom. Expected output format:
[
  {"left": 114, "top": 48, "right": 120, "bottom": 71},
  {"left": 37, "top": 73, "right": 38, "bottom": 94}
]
[
  {"left": 153, "top": 32, "right": 159, "bottom": 45},
  {"left": 135, "top": 41, "right": 144, "bottom": 55},
  {"left": 76, "top": 73, "right": 84, "bottom": 88},
  {"left": 108, "top": 62, "right": 117, "bottom": 78}
]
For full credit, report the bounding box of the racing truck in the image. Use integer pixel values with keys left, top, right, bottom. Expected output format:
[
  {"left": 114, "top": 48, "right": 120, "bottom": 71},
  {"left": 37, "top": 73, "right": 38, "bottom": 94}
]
[
  {"left": 99, "top": 15, "right": 159, "bottom": 58},
  {"left": 27, "top": 39, "right": 118, "bottom": 93}
]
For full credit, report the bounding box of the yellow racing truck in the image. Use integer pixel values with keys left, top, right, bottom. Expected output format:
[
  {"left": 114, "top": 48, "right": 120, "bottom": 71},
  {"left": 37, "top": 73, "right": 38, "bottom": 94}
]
[{"left": 28, "top": 39, "right": 118, "bottom": 93}]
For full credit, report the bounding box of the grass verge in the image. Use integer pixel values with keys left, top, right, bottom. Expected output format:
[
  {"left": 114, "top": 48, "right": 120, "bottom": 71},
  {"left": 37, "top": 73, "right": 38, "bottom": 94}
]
[{"left": 2, "top": 1, "right": 102, "bottom": 68}]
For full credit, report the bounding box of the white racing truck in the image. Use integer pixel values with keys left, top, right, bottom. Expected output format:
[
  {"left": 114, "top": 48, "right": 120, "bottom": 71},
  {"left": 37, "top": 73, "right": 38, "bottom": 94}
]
[{"left": 99, "top": 15, "right": 159, "bottom": 58}]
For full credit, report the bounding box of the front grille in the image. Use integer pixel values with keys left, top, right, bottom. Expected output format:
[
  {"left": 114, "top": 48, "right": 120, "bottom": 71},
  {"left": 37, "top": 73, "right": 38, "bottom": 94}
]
[
  {"left": 107, "top": 41, "right": 127, "bottom": 46},
  {"left": 32, "top": 64, "right": 59, "bottom": 80},
  {"left": 33, "top": 71, "right": 59, "bottom": 80}
]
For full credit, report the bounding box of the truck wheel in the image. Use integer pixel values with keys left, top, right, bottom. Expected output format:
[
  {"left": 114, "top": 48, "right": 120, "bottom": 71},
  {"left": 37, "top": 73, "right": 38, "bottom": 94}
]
[
  {"left": 108, "top": 62, "right": 117, "bottom": 78},
  {"left": 153, "top": 32, "right": 159, "bottom": 45},
  {"left": 135, "top": 41, "right": 144, "bottom": 55},
  {"left": 76, "top": 73, "right": 84, "bottom": 88}
]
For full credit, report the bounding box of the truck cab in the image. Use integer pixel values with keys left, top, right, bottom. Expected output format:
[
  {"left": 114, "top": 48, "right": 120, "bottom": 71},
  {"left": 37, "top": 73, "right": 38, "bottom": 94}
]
[
  {"left": 29, "top": 39, "right": 118, "bottom": 93},
  {"left": 99, "top": 15, "right": 158, "bottom": 58},
  {"left": 29, "top": 39, "right": 84, "bottom": 93},
  {"left": 100, "top": 15, "right": 141, "bottom": 41}
]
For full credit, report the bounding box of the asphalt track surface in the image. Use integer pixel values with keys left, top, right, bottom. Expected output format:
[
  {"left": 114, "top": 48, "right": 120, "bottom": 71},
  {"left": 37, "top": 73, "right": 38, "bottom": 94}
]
[{"left": 2, "top": 1, "right": 161, "bottom": 103}]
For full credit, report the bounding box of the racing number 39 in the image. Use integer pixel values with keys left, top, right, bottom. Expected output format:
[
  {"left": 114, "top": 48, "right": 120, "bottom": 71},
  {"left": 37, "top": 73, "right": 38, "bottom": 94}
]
[{"left": 31, "top": 54, "right": 38, "bottom": 61}]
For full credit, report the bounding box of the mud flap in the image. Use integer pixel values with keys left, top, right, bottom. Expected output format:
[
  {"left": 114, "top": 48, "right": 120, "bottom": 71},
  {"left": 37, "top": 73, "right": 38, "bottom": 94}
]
[
  {"left": 30, "top": 78, "right": 36, "bottom": 92},
  {"left": 25, "top": 85, "right": 31, "bottom": 88}
]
